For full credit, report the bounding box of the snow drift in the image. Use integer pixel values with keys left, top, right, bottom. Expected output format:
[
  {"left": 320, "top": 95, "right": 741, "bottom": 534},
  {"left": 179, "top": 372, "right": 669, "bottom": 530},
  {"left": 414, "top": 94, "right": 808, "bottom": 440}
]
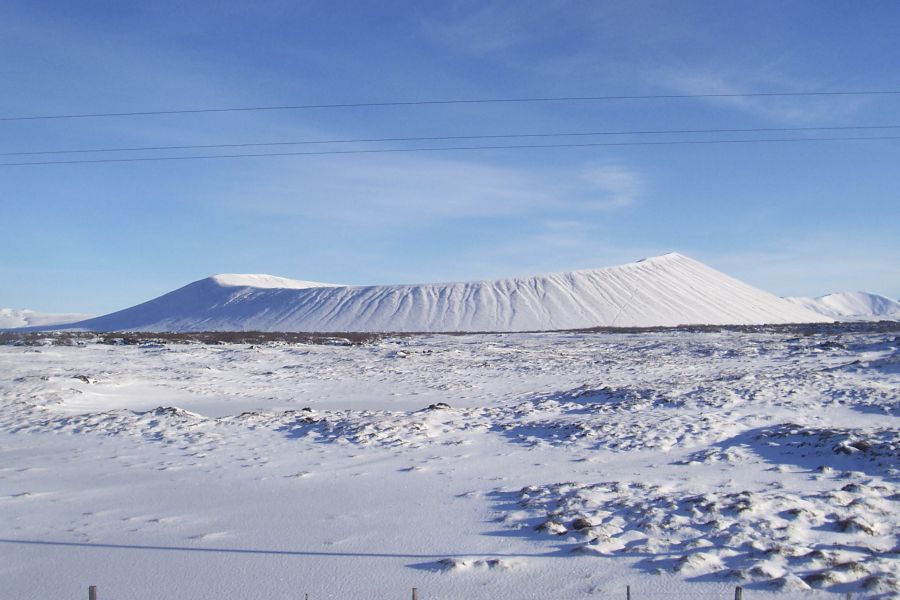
[
  {"left": 785, "top": 291, "right": 900, "bottom": 322},
  {"left": 43, "top": 253, "right": 830, "bottom": 332}
]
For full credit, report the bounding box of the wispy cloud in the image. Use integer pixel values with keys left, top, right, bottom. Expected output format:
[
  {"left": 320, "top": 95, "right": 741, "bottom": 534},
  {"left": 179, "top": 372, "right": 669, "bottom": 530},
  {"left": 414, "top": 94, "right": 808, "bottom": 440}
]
[
  {"left": 417, "top": 1, "right": 577, "bottom": 57},
  {"left": 197, "top": 154, "right": 648, "bottom": 285},
  {"left": 435, "top": 219, "right": 664, "bottom": 283},
  {"left": 579, "top": 164, "right": 642, "bottom": 210},
  {"left": 650, "top": 68, "right": 869, "bottom": 124},
  {"left": 213, "top": 156, "right": 549, "bottom": 224},
  {"left": 415, "top": 1, "right": 691, "bottom": 77},
  {"left": 214, "top": 154, "right": 643, "bottom": 225},
  {"left": 418, "top": 2, "right": 875, "bottom": 126}
]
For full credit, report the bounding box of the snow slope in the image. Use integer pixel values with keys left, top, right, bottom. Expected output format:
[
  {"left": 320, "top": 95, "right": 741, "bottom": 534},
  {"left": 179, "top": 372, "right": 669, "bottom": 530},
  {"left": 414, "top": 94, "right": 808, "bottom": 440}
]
[
  {"left": 0, "top": 308, "right": 95, "bottom": 329},
  {"left": 50, "top": 253, "right": 830, "bottom": 332},
  {"left": 786, "top": 292, "right": 900, "bottom": 321}
]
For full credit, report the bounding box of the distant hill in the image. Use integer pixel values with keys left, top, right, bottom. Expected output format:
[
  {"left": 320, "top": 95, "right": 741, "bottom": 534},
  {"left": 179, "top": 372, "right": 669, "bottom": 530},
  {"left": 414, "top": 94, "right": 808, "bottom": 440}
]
[
  {"left": 33, "top": 253, "right": 830, "bottom": 332},
  {"left": 0, "top": 308, "right": 96, "bottom": 329},
  {"left": 784, "top": 291, "right": 900, "bottom": 321}
]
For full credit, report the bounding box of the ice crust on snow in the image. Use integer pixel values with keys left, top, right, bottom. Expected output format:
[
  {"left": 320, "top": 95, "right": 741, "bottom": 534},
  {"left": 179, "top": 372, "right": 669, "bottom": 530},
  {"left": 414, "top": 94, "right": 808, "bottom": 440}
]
[
  {"left": 785, "top": 291, "right": 900, "bottom": 321},
  {"left": 54, "top": 253, "right": 830, "bottom": 332}
]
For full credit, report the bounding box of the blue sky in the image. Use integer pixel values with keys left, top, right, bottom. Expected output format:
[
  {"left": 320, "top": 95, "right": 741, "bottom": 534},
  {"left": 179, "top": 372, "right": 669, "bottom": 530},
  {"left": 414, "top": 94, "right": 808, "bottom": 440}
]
[{"left": 2, "top": 0, "right": 899, "bottom": 313}]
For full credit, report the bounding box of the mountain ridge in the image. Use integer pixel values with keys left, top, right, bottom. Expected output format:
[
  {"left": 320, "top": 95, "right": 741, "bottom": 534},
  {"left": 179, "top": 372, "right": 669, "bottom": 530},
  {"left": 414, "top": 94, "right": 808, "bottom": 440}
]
[
  {"left": 208, "top": 274, "right": 339, "bottom": 289},
  {"left": 785, "top": 291, "right": 900, "bottom": 322},
  {"left": 30, "top": 253, "right": 830, "bottom": 332}
]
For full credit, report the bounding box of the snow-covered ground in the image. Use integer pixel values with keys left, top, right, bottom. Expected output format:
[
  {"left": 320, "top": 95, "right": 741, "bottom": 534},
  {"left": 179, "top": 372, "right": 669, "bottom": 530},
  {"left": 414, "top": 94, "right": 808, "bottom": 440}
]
[{"left": 1, "top": 324, "right": 897, "bottom": 599}]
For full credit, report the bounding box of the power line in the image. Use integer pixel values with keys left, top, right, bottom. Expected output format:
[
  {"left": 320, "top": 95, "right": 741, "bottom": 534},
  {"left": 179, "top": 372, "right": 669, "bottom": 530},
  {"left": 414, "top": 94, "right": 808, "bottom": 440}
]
[
  {"left": 4, "top": 124, "right": 900, "bottom": 157},
  {"left": 2, "top": 135, "right": 898, "bottom": 167},
  {"left": 2, "top": 90, "right": 899, "bottom": 122}
]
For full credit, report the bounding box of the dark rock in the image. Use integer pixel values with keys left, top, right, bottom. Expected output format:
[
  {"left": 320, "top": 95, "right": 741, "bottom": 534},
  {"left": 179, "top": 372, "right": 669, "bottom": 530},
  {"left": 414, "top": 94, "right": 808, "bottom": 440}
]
[{"left": 571, "top": 517, "right": 594, "bottom": 530}]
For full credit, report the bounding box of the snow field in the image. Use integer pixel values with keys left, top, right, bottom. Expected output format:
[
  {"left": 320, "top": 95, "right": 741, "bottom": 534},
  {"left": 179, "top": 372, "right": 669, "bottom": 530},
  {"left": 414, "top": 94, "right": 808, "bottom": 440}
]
[{"left": 0, "top": 325, "right": 897, "bottom": 599}]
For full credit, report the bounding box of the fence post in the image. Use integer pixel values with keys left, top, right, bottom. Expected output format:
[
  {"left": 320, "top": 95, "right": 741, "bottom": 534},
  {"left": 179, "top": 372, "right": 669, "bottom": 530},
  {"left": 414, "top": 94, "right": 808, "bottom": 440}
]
[
  {"left": 735, "top": 586, "right": 743, "bottom": 600},
  {"left": 626, "top": 585, "right": 631, "bottom": 600},
  {"left": 412, "top": 587, "right": 418, "bottom": 600},
  {"left": 88, "top": 586, "right": 97, "bottom": 600}
]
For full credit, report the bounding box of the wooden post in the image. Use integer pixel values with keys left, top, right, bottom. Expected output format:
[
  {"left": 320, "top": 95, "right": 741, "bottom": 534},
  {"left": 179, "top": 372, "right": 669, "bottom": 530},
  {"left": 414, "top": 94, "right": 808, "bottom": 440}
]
[
  {"left": 412, "top": 587, "right": 418, "bottom": 600},
  {"left": 735, "top": 586, "right": 743, "bottom": 600},
  {"left": 88, "top": 586, "right": 97, "bottom": 600},
  {"left": 626, "top": 585, "right": 631, "bottom": 600}
]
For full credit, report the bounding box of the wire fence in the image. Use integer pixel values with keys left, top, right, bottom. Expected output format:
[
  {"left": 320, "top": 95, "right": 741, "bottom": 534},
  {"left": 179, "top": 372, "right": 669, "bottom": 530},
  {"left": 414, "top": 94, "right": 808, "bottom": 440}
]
[{"left": 83, "top": 584, "right": 751, "bottom": 600}]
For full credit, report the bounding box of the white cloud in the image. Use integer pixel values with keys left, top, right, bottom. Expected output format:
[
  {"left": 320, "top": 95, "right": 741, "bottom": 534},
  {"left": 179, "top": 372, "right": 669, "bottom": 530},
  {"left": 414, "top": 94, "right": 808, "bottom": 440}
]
[
  {"left": 215, "top": 155, "right": 549, "bottom": 224},
  {"left": 214, "top": 154, "right": 643, "bottom": 226},
  {"left": 580, "top": 164, "right": 642, "bottom": 210},
  {"left": 650, "top": 68, "right": 869, "bottom": 124}
]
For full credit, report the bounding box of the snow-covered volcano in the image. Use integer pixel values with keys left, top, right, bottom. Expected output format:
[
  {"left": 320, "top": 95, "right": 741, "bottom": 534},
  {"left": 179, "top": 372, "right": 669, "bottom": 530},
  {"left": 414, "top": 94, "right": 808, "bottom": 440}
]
[
  {"left": 785, "top": 291, "right": 900, "bottom": 321},
  {"left": 43, "top": 253, "right": 830, "bottom": 332}
]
